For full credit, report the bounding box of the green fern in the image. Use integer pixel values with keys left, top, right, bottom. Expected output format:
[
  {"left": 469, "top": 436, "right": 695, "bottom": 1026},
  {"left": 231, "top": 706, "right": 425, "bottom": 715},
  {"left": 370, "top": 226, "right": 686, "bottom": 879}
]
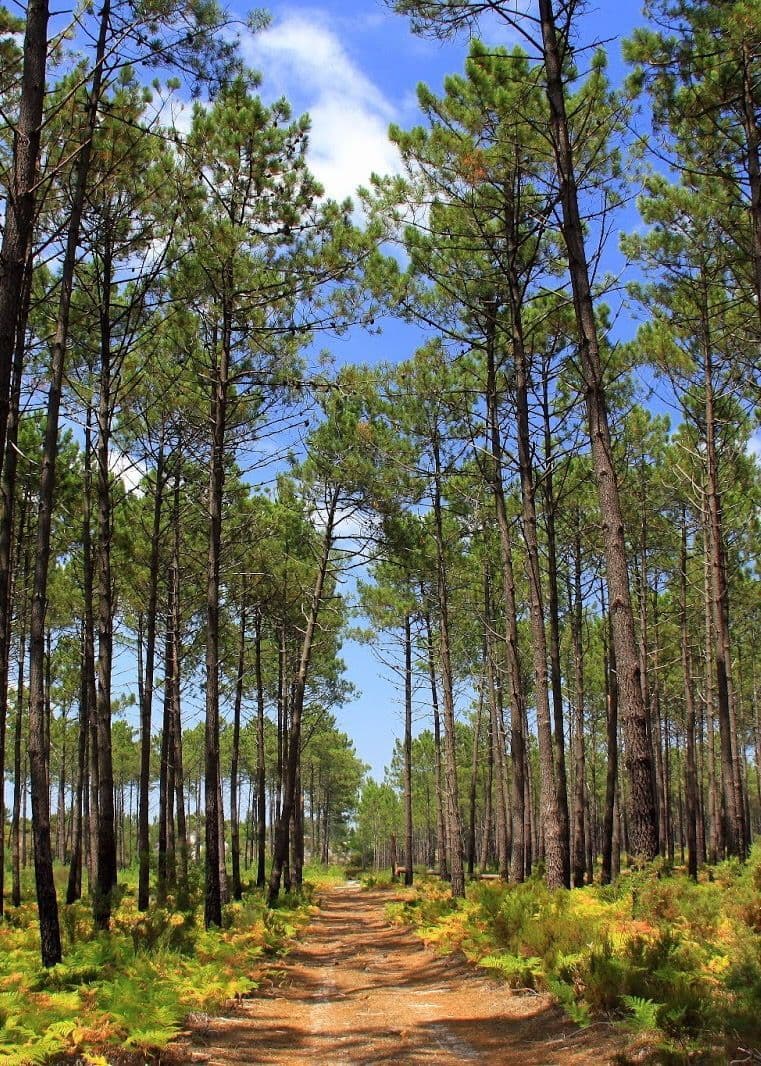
[
  {"left": 546, "top": 976, "right": 591, "bottom": 1028},
  {"left": 621, "top": 994, "right": 662, "bottom": 1033},
  {"left": 480, "top": 952, "right": 544, "bottom": 989},
  {"left": 123, "top": 1024, "right": 181, "bottom": 1050}
]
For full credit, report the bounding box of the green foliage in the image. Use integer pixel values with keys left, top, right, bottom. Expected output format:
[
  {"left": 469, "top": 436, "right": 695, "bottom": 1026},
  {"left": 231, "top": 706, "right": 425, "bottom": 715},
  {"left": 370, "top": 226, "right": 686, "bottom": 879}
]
[
  {"left": 621, "top": 995, "right": 662, "bottom": 1034},
  {"left": 0, "top": 883, "right": 311, "bottom": 1064},
  {"left": 394, "top": 855, "right": 761, "bottom": 1059}
]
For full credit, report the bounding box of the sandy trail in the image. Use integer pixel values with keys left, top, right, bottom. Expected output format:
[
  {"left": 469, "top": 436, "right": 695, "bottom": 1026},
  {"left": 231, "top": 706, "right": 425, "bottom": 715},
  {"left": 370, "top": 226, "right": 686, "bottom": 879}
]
[{"left": 180, "top": 883, "right": 623, "bottom": 1065}]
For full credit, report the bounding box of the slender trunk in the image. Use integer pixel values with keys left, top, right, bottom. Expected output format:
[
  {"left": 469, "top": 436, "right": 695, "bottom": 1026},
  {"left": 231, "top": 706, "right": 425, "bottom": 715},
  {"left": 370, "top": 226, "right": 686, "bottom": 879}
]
[
  {"left": 204, "top": 307, "right": 231, "bottom": 929},
  {"left": 741, "top": 41, "right": 761, "bottom": 321},
  {"left": 93, "top": 237, "right": 118, "bottom": 928},
  {"left": 138, "top": 442, "right": 165, "bottom": 910},
  {"left": 541, "top": 371, "right": 570, "bottom": 882},
  {"left": 467, "top": 666, "right": 483, "bottom": 879},
  {"left": 403, "top": 612, "right": 414, "bottom": 886},
  {"left": 539, "top": 0, "right": 658, "bottom": 859},
  {"left": 424, "top": 609, "right": 449, "bottom": 880},
  {"left": 484, "top": 577, "right": 510, "bottom": 877},
  {"left": 255, "top": 609, "right": 267, "bottom": 888},
  {"left": 0, "top": 255, "right": 32, "bottom": 916},
  {"left": 484, "top": 320, "right": 525, "bottom": 882},
  {"left": 701, "top": 307, "right": 744, "bottom": 858},
  {"left": 268, "top": 489, "right": 338, "bottom": 904},
  {"left": 432, "top": 438, "right": 465, "bottom": 898},
  {"left": 601, "top": 588, "right": 619, "bottom": 885},
  {"left": 66, "top": 629, "right": 89, "bottom": 903},
  {"left": 0, "top": 0, "right": 50, "bottom": 455},
  {"left": 157, "top": 612, "right": 173, "bottom": 904},
  {"left": 11, "top": 537, "right": 30, "bottom": 907},
  {"left": 230, "top": 598, "right": 246, "bottom": 900},
  {"left": 56, "top": 710, "right": 67, "bottom": 862},
  {"left": 21, "top": 40, "right": 116, "bottom": 947},
  {"left": 508, "top": 296, "right": 567, "bottom": 888},
  {"left": 172, "top": 536, "right": 189, "bottom": 908},
  {"left": 570, "top": 523, "right": 586, "bottom": 887}
]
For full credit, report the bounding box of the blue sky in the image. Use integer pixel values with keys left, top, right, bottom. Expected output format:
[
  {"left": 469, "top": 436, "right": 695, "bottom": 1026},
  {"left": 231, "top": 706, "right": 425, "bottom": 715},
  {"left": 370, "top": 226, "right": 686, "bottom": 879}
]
[
  {"left": 230, "top": 0, "right": 652, "bottom": 780},
  {"left": 230, "top": 0, "right": 655, "bottom": 780}
]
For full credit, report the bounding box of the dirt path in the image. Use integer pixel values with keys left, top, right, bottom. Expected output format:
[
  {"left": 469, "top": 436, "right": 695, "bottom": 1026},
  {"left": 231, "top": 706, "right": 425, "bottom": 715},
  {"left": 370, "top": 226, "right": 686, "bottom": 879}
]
[{"left": 180, "top": 883, "right": 624, "bottom": 1065}]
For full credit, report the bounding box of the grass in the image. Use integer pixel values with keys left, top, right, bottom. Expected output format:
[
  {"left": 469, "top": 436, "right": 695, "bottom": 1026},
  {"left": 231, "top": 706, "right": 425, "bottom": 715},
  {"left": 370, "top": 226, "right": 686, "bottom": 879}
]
[
  {"left": 385, "top": 850, "right": 761, "bottom": 1063},
  {"left": 0, "top": 865, "right": 317, "bottom": 1065}
]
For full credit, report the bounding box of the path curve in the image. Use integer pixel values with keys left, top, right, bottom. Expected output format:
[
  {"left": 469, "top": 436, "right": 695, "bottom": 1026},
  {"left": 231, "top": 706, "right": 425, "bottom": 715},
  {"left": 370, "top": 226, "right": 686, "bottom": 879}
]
[{"left": 180, "top": 883, "right": 623, "bottom": 1065}]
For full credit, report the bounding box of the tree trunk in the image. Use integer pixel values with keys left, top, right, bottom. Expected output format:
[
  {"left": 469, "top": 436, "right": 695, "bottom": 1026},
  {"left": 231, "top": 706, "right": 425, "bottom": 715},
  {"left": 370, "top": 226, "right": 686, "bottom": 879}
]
[
  {"left": 507, "top": 295, "right": 567, "bottom": 889},
  {"left": 484, "top": 322, "right": 525, "bottom": 882},
  {"left": 541, "top": 370, "right": 571, "bottom": 884},
  {"left": 204, "top": 309, "right": 230, "bottom": 928},
  {"left": 701, "top": 310, "right": 745, "bottom": 858},
  {"left": 0, "top": 259, "right": 32, "bottom": 917},
  {"left": 424, "top": 609, "right": 448, "bottom": 880},
  {"left": 11, "top": 538, "right": 30, "bottom": 908},
  {"left": 268, "top": 488, "right": 338, "bottom": 904},
  {"left": 157, "top": 611, "right": 173, "bottom": 904},
  {"left": 0, "top": 0, "right": 50, "bottom": 457},
  {"left": 66, "top": 628, "right": 89, "bottom": 904},
  {"left": 255, "top": 609, "right": 267, "bottom": 888},
  {"left": 138, "top": 442, "right": 165, "bottom": 909},
  {"left": 570, "top": 522, "right": 587, "bottom": 887},
  {"left": 403, "top": 612, "right": 414, "bottom": 886},
  {"left": 484, "top": 577, "right": 510, "bottom": 878},
  {"left": 601, "top": 589, "right": 619, "bottom": 885},
  {"left": 538, "top": 0, "right": 658, "bottom": 859},
  {"left": 432, "top": 438, "right": 465, "bottom": 899},
  {"left": 171, "top": 533, "right": 189, "bottom": 908},
  {"left": 230, "top": 598, "right": 246, "bottom": 900}
]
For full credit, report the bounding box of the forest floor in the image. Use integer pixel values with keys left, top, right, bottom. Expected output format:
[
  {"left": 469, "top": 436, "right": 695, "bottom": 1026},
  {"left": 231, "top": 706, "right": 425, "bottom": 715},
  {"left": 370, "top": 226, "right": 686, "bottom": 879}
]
[{"left": 175, "top": 882, "right": 627, "bottom": 1065}]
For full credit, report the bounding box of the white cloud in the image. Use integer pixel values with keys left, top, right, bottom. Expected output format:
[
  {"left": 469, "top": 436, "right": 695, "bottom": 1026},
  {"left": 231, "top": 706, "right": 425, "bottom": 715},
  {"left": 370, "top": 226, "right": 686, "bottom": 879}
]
[
  {"left": 241, "top": 13, "right": 401, "bottom": 205},
  {"left": 109, "top": 450, "right": 146, "bottom": 496},
  {"left": 749, "top": 431, "right": 761, "bottom": 460}
]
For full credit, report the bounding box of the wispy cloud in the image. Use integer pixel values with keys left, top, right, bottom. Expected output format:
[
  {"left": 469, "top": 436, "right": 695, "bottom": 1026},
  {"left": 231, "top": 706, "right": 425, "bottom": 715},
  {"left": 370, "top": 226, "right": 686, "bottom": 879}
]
[{"left": 241, "top": 12, "right": 401, "bottom": 206}]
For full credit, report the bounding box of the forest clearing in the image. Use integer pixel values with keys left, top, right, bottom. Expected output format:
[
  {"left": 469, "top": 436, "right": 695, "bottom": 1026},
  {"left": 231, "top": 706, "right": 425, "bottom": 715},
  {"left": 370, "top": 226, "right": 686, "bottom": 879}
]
[{"left": 1, "top": 0, "right": 760, "bottom": 1061}]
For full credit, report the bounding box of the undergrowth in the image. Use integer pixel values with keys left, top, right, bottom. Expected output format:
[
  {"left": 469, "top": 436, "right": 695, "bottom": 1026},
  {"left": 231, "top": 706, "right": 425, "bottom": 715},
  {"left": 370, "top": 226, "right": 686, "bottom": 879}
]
[
  {"left": 0, "top": 874, "right": 313, "bottom": 1065},
  {"left": 386, "top": 848, "right": 761, "bottom": 1063}
]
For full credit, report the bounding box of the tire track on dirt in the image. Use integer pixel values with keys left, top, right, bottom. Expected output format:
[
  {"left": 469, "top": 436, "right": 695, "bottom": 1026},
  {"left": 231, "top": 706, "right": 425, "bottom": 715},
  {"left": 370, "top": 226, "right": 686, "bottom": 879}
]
[{"left": 179, "top": 883, "right": 623, "bottom": 1065}]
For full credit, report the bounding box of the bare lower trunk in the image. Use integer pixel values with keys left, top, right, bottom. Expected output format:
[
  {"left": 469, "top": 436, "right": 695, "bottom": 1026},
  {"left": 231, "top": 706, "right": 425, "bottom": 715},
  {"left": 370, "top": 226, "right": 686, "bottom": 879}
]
[
  {"left": 701, "top": 315, "right": 745, "bottom": 858},
  {"left": 424, "top": 609, "right": 448, "bottom": 879},
  {"left": 432, "top": 439, "right": 465, "bottom": 899},
  {"left": 230, "top": 599, "right": 246, "bottom": 900},
  {"left": 138, "top": 444, "right": 165, "bottom": 910},
  {"left": 268, "top": 489, "right": 338, "bottom": 904},
  {"left": 570, "top": 525, "right": 586, "bottom": 887},
  {"left": 403, "top": 613, "right": 414, "bottom": 886},
  {"left": 255, "top": 610, "right": 267, "bottom": 888},
  {"left": 601, "top": 590, "right": 619, "bottom": 885}
]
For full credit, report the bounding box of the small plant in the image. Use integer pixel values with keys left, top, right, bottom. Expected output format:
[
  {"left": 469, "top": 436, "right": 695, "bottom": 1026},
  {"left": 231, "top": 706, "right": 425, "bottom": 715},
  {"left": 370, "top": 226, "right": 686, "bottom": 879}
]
[{"left": 621, "top": 995, "right": 662, "bottom": 1033}]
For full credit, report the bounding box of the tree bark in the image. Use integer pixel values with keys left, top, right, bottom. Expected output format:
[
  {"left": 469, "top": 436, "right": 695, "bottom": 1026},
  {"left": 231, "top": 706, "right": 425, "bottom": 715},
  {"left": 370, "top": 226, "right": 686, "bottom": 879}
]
[
  {"left": 254, "top": 609, "right": 267, "bottom": 888},
  {"left": 538, "top": 0, "right": 658, "bottom": 860},
  {"left": 0, "top": 0, "right": 50, "bottom": 457},
  {"left": 484, "top": 321, "right": 525, "bottom": 882},
  {"left": 424, "top": 608, "right": 449, "bottom": 880},
  {"left": 570, "top": 521, "right": 587, "bottom": 887},
  {"left": 431, "top": 437, "right": 465, "bottom": 899},
  {"left": 701, "top": 307, "right": 745, "bottom": 859},
  {"left": 230, "top": 598, "right": 246, "bottom": 900},
  {"left": 204, "top": 308, "right": 230, "bottom": 928},
  {"left": 138, "top": 442, "right": 165, "bottom": 909},
  {"left": 268, "top": 487, "right": 338, "bottom": 904},
  {"left": 403, "top": 612, "right": 414, "bottom": 886}
]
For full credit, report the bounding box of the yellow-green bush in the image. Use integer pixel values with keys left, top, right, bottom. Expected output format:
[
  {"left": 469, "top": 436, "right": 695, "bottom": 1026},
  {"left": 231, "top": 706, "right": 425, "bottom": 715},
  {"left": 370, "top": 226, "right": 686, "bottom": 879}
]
[
  {"left": 391, "top": 852, "right": 761, "bottom": 1061},
  {"left": 0, "top": 882, "right": 311, "bottom": 1065}
]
